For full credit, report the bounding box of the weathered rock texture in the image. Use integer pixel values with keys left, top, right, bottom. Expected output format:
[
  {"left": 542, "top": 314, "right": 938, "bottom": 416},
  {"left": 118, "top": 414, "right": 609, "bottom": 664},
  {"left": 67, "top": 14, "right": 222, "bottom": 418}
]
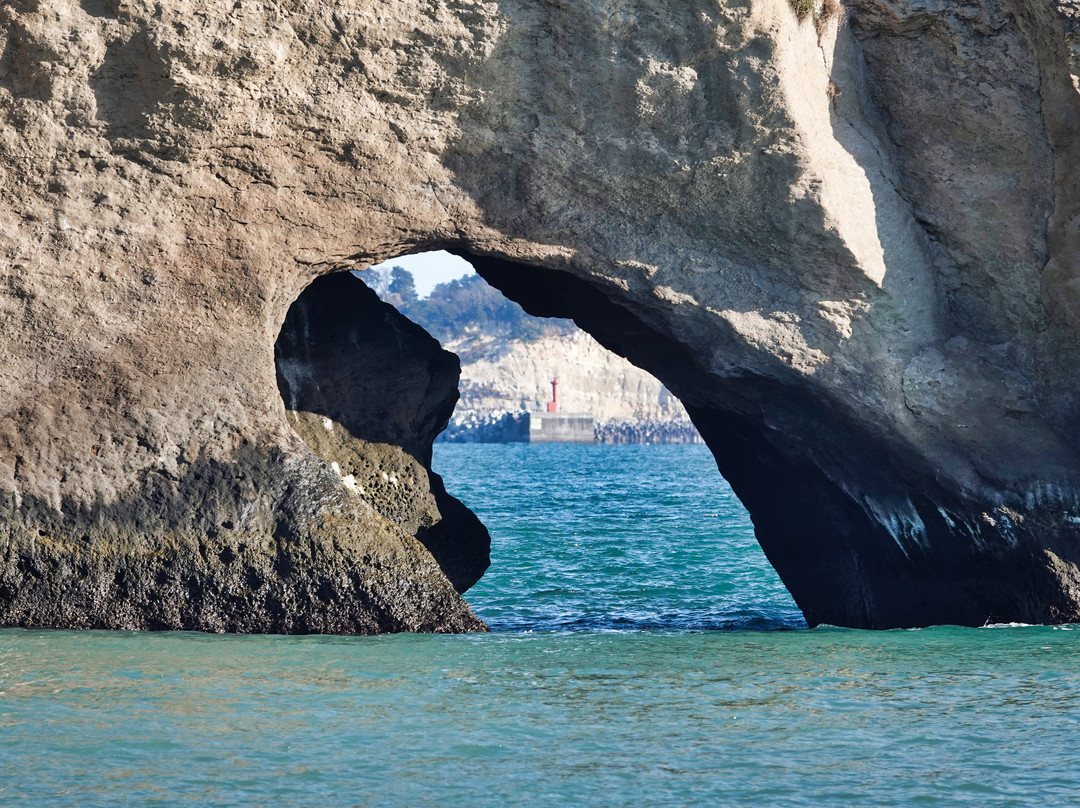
[
  {"left": 276, "top": 272, "right": 490, "bottom": 594},
  {"left": 1, "top": 0, "right": 1080, "bottom": 630}
]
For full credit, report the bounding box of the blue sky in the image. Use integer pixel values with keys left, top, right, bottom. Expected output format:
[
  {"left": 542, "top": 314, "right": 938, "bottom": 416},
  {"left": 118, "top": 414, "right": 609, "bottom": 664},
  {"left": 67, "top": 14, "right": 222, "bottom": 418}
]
[{"left": 365, "top": 250, "right": 475, "bottom": 297}]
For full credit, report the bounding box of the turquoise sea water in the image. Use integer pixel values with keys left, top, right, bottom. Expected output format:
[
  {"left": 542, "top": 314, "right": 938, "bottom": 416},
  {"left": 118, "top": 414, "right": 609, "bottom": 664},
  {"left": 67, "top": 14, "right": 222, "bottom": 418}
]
[
  {"left": 442, "top": 444, "right": 803, "bottom": 633},
  {"left": 3, "top": 444, "right": 1080, "bottom": 806}
]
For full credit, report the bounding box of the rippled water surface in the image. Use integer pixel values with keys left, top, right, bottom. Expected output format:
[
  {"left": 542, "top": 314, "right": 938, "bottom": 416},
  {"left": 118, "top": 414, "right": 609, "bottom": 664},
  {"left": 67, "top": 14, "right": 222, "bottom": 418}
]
[
  {"left": 3, "top": 444, "right": 1079, "bottom": 806},
  {"left": 439, "top": 444, "right": 803, "bottom": 632}
]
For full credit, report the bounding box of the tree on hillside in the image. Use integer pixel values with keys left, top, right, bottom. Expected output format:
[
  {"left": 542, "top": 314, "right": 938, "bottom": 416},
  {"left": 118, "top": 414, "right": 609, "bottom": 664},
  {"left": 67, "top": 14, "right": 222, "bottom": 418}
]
[
  {"left": 408, "top": 274, "right": 575, "bottom": 343},
  {"left": 361, "top": 266, "right": 418, "bottom": 310},
  {"left": 387, "top": 267, "right": 417, "bottom": 306},
  {"left": 362, "top": 268, "right": 575, "bottom": 344}
]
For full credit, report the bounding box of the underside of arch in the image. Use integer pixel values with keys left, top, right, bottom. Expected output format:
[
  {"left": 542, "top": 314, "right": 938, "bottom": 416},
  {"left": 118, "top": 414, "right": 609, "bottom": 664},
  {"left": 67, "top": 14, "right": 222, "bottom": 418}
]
[{"left": 456, "top": 251, "right": 1080, "bottom": 628}]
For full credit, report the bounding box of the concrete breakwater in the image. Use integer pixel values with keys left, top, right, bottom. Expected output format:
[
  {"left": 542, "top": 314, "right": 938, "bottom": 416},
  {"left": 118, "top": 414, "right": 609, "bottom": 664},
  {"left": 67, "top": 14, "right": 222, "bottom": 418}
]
[
  {"left": 594, "top": 419, "right": 703, "bottom": 445},
  {"left": 437, "top": 411, "right": 702, "bottom": 444},
  {"left": 437, "top": 411, "right": 530, "bottom": 443}
]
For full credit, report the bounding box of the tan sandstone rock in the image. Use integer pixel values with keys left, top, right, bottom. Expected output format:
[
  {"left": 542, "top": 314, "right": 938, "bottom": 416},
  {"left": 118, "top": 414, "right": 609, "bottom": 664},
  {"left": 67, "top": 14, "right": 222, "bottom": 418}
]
[{"left": 1, "top": 0, "right": 1079, "bottom": 630}]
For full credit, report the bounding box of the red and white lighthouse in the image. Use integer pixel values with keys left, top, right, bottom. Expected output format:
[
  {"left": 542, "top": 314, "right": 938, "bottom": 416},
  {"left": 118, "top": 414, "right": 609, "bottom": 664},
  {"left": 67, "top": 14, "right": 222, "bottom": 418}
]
[{"left": 546, "top": 377, "right": 558, "bottom": 413}]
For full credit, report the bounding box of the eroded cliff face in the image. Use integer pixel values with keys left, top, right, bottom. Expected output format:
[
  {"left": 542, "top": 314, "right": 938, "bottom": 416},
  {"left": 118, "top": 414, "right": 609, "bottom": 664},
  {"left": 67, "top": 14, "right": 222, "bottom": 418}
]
[
  {"left": 448, "top": 329, "right": 690, "bottom": 421},
  {"left": 1, "top": 0, "right": 1079, "bottom": 630}
]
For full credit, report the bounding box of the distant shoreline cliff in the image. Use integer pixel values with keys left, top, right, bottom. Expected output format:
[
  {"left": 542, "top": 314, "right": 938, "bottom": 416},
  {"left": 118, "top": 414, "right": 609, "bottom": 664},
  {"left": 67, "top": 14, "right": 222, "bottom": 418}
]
[
  {"left": 367, "top": 269, "right": 702, "bottom": 444},
  {"left": 446, "top": 329, "right": 701, "bottom": 444}
]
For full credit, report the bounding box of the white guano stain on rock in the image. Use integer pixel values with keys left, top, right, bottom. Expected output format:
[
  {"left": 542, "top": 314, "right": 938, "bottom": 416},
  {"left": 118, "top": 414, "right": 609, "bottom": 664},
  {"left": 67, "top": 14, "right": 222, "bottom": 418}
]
[{"left": 859, "top": 495, "right": 929, "bottom": 560}]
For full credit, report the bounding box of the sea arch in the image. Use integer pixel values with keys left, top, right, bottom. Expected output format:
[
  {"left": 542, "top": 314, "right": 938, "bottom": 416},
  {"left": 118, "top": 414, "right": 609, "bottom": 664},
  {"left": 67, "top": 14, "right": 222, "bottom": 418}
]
[
  {"left": 3, "top": 1, "right": 1080, "bottom": 632},
  {"left": 272, "top": 243, "right": 1072, "bottom": 631}
]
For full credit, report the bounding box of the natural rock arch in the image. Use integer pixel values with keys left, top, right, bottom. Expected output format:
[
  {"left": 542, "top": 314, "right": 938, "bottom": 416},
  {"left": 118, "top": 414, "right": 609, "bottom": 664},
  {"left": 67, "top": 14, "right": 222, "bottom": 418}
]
[{"left": 1, "top": 0, "right": 1080, "bottom": 630}]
